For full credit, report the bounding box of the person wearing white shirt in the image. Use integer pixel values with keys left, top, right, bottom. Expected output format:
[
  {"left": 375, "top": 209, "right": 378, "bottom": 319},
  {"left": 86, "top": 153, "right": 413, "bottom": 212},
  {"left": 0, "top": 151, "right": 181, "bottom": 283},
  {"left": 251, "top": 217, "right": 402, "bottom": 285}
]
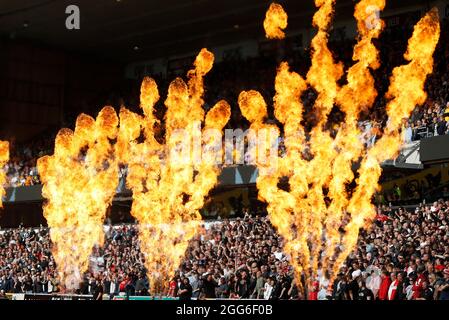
[
  {"left": 273, "top": 249, "right": 283, "bottom": 261},
  {"left": 366, "top": 271, "right": 382, "bottom": 298},
  {"left": 263, "top": 278, "right": 274, "bottom": 300},
  {"left": 317, "top": 287, "right": 328, "bottom": 300},
  {"left": 404, "top": 122, "right": 413, "bottom": 143},
  {"left": 319, "top": 274, "right": 330, "bottom": 290}
]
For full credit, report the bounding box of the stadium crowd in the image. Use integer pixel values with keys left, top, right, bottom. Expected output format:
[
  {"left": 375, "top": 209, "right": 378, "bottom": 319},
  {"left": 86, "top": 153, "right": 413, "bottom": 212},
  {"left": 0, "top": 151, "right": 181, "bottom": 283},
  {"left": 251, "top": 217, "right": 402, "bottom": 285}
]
[
  {"left": 1, "top": 9, "right": 449, "bottom": 301},
  {"left": 1, "top": 198, "right": 448, "bottom": 300},
  {"left": 3, "top": 133, "right": 54, "bottom": 188}
]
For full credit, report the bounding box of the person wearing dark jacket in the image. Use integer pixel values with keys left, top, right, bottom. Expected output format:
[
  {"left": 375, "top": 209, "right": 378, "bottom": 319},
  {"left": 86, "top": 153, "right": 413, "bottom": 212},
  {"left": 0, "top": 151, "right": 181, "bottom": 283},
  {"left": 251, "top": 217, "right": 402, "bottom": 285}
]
[
  {"left": 418, "top": 281, "right": 434, "bottom": 300},
  {"left": 236, "top": 273, "right": 250, "bottom": 298},
  {"left": 436, "top": 116, "right": 447, "bottom": 136},
  {"left": 3, "top": 276, "right": 14, "bottom": 293},
  {"left": 278, "top": 276, "right": 291, "bottom": 300},
  {"left": 396, "top": 272, "right": 406, "bottom": 300},
  {"left": 178, "top": 277, "right": 193, "bottom": 300},
  {"left": 103, "top": 279, "right": 111, "bottom": 296},
  {"left": 32, "top": 276, "right": 42, "bottom": 293},
  {"left": 333, "top": 273, "right": 346, "bottom": 300},
  {"left": 134, "top": 274, "right": 149, "bottom": 296},
  {"left": 203, "top": 274, "right": 217, "bottom": 298},
  {"left": 93, "top": 280, "right": 104, "bottom": 300},
  {"left": 358, "top": 281, "right": 375, "bottom": 300},
  {"left": 13, "top": 278, "right": 21, "bottom": 293}
]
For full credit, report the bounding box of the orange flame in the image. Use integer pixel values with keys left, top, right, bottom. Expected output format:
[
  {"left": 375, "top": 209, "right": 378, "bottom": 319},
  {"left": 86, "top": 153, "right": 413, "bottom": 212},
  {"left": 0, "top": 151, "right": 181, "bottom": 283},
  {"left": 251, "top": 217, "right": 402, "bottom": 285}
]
[
  {"left": 264, "top": 3, "right": 288, "bottom": 39},
  {"left": 240, "top": 1, "right": 440, "bottom": 296},
  {"left": 35, "top": 0, "right": 440, "bottom": 299},
  {"left": 118, "top": 49, "right": 230, "bottom": 294},
  {"left": 324, "top": 0, "right": 385, "bottom": 274},
  {"left": 38, "top": 49, "right": 229, "bottom": 294},
  {"left": 37, "top": 107, "right": 119, "bottom": 290},
  {"left": 304, "top": 0, "right": 343, "bottom": 280},
  {"left": 274, "top": 63, "right": 309, "bottom": 292},
  {"left": 332, "top": 7, "right": 440, "bottom": 279},
  {"left": 0, "top": 140, "right": 9, "bottom": 208}
]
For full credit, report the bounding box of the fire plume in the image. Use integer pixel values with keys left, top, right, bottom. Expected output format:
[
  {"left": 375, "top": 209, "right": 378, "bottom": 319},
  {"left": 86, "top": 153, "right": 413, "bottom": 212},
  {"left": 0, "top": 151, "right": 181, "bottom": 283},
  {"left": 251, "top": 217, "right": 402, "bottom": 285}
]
[
  {"left": 38, "top": 49, "right": 229, "bottom": 294},
  {"left": 37, "top": 107, "right": 120, "bottom": 290},
  {"left": 324, "top": 0, "right": 385, "bottom": 274},
  {"left": 118, "top": 49, "right": 230, "bottom": 294},
  {"left": 35, "top": 0, "right": 440, "bottom": 298},
  {"left": 332, "top": 7, "right": 440, "bottom": 279},
  {"left": 0, "top": 140, "right": 9, "bottom": 208},
  {"left": 254, "top": 0, "right": 440, "bottom": 293},
  {"left": 264, "top": 3, "right": 288, "bottom": 39},
  {"left": 304, "top": 0, "right": 342, "bottom": 280}
]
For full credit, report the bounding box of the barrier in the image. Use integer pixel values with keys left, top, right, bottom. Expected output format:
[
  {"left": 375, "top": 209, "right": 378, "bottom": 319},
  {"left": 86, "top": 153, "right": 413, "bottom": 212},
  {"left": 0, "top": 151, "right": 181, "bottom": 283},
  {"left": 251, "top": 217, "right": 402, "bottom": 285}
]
[
  {"left": 420, "top": 134, "right": 449, "bottom": 164},
  {"left": 7, "top": 293, "right": 182, "bottom": 301},
  {"left": 12, "top": 293, "right": 96, "bottom": 300},
  {"left": 3, "top": 166, "right": 258, "bottom": 204}
]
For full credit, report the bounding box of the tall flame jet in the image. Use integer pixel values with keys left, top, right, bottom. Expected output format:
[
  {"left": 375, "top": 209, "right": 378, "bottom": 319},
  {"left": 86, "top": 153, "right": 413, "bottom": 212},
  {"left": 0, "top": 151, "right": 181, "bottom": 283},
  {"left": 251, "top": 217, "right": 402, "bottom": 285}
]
[
  {"left": 118, "top": 49, "right": 230, "bottom": 294},
  {"left": 38, "top": 49, "right": 230, "bottom": 293},
  {"left": 37, "top": 107, "right": 120, "bottom": 290},
  {"left": 0, "top": 140, "right": 9, "bottom": 208},
  {"left": 332, "top": 6, "right": 441, "bottom": 281},
  {"left": 246, "top": 0, "right": 441, "bottom": 294}
]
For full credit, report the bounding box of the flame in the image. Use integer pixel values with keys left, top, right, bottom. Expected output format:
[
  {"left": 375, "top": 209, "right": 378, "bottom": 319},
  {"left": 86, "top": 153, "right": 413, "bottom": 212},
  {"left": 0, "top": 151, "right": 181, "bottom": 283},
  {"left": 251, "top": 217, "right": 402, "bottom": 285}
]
[
  {"left": 274, "top": 63, "right": 309, "bottom": 292},
  {"left": 264, "top": 3, "right": 288, "bottom": 39},
  {"left": 34, "top": 0, "right": 440, "bottom": 299},
  {"left": 324, "top": 0, "right": 385, "bottom": 274},
  {"left": 118, "top": 49, "right": 230, "bottom": 294},
  {"left": 0, "top": 140, "right": 9, "bottom": 208},
  {"left": 240, "top": 0, "right": 440, "bottom": 295},
  {"left": 38, "top": 49, "right": 229, "bottom": 294},
  {"left": 37, "top": 107, "right": 119, "bottom": 290},
  {"left": 303, "top": 0, "right": 343, "bottom": 280},
  {"left": 332, "top": 7, "right": 440, "bottom": 278}
]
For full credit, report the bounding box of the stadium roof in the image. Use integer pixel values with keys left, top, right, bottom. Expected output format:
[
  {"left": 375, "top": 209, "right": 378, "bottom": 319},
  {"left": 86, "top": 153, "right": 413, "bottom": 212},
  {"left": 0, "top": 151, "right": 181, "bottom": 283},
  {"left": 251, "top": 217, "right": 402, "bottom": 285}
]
[{"left": 0, "top": 0, "right": 426, "bottom": 63}]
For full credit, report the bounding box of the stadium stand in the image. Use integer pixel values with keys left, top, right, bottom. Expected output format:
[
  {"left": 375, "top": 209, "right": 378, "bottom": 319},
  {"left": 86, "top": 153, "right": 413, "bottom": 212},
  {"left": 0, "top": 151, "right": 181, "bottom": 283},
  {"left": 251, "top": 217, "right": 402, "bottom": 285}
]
[
  {"left": 1, "top": 199, "right": 448, "bottom": 300},
  {"left": 1, "top": 0, "right": 449, "bottom": 302}
]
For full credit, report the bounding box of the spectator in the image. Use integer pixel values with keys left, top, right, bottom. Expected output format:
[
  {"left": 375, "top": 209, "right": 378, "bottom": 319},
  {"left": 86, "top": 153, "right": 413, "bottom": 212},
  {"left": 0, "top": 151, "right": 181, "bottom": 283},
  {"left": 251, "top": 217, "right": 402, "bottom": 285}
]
[
  {"left": 403, "top": 121, "right": 413, "bottom": 143},
  {"left": 0, "top": 199, "right": 448, "bottom": 301},
  {"left": 93, "top": 279, "right": 104, "bottom": 300},
  {"left": 308, "top": 280, "right": 319, "bottom": 300},
  {"left": 263, "top": 277, "right": 275, "bottom": 300},
  {"left": 216, "top": 277, "right": 229, "bottom": 298},
  {"left": 202, "top": 274, "right": 217, "bottom": 299},
  {"left": 418, "top": 281, "right": 434, "bottom": 300},
  {"left": 436, "top": 269, "right": 449, "bottom": 300},
  {"left": 358, "top": 280, "right": 374, "bottom": 300},
  {"left": 378, "top": 271, "right": 391, "bottom": 300},
  {"left": 178, "top": 277, "right": 193, "bottom": 300}
]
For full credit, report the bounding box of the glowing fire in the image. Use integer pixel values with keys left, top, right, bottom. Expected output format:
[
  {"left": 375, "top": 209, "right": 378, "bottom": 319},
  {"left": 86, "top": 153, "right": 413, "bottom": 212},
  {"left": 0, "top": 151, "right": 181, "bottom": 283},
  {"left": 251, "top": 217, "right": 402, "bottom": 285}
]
[
  {"left": 0, "top": 140, "right": 9, "bottom": 208},
  {"left": 37, "top": 107, "right": 120, "bottom": 290},
  {"left": 325, "top": 0, "right": 386, "bottom": 277},
  {"left": 38, "top": 49, "right": 229, "bottom": 293},
  {"left": 332, "top": 6, "right": 441, "bottom": 280},
  {"left": 35, "top": 0, "right": 440, "bottom": 297},
  {"left": 264, "top": 2, "right": 288, "bottom": 40},
  {"left": 250, "top": 0, "right": 441, "bottom": 293},
  {"left": 118, "top": 49, "right": 230, "bottom": 294}
]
